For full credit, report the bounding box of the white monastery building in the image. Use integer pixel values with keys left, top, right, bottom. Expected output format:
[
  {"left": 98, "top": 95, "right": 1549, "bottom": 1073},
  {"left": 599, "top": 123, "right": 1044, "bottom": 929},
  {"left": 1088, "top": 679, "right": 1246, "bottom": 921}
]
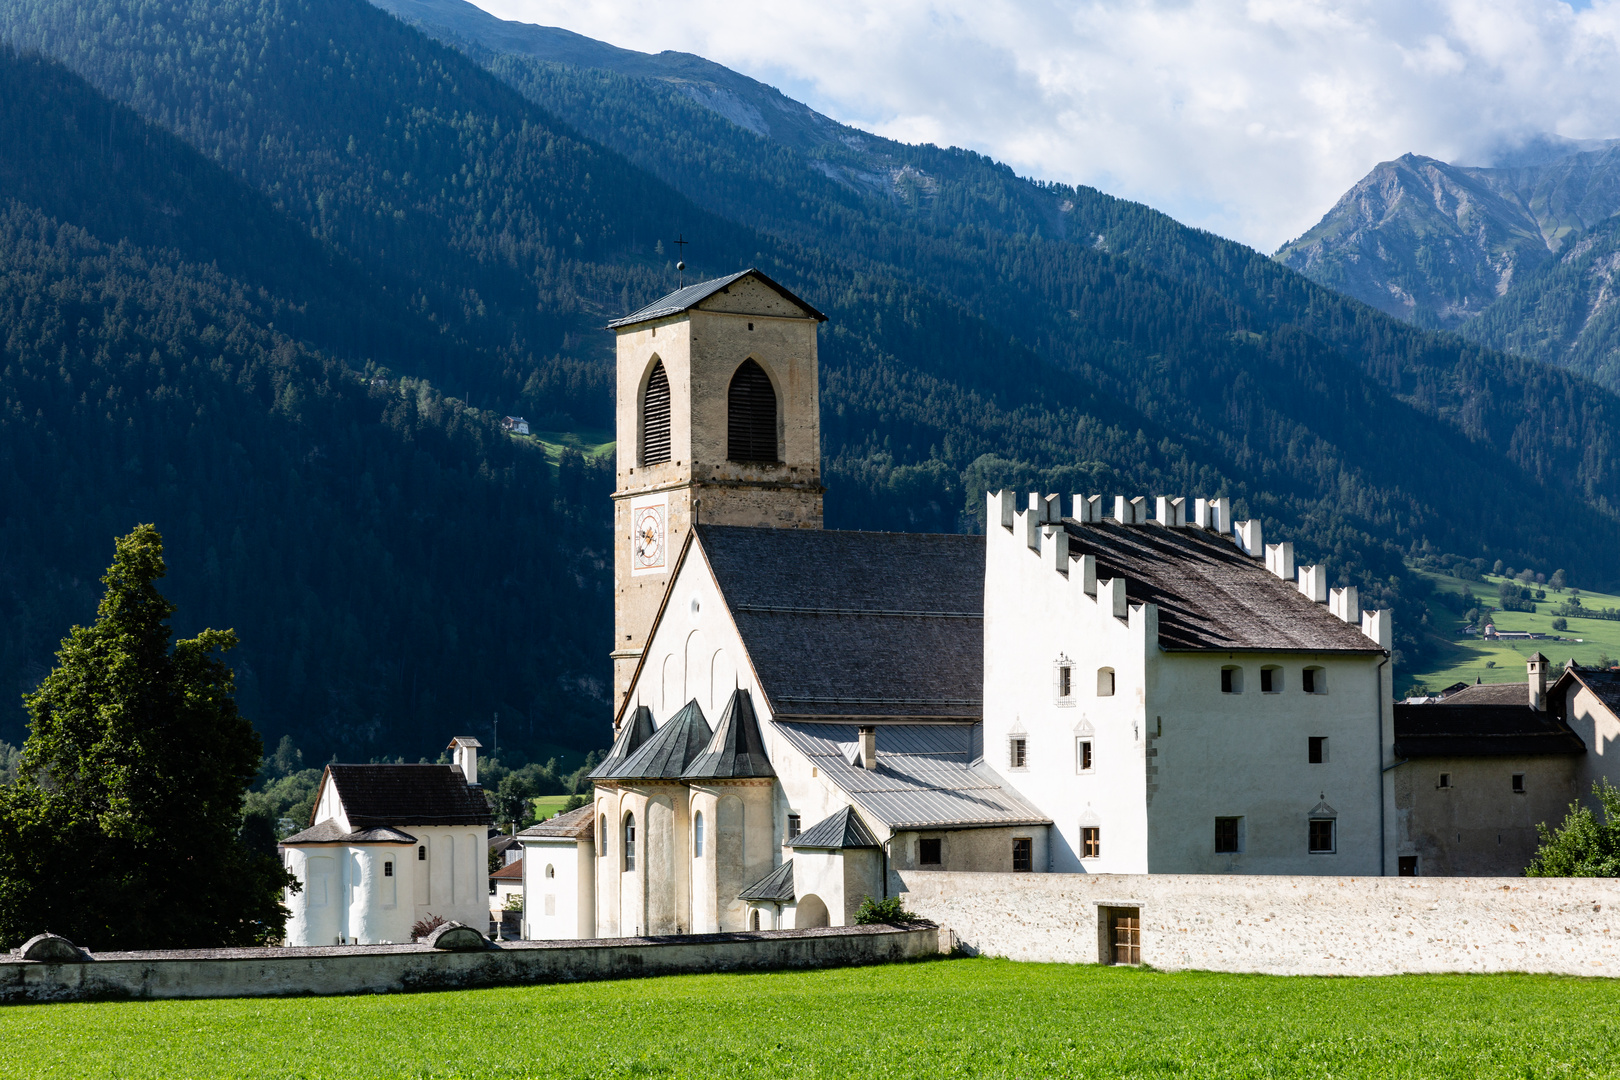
[
  {"left": 559, "top": 267, "right": 1411, "bottom": 940},
  {"left": 281, "top": 737, "right": 494, "bottom": 945}
]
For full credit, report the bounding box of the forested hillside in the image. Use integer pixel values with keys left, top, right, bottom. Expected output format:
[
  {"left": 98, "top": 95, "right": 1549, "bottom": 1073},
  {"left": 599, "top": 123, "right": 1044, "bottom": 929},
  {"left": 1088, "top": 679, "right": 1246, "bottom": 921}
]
[{"left": 5, "top": 0, "right": 1620, "bottom": 748}]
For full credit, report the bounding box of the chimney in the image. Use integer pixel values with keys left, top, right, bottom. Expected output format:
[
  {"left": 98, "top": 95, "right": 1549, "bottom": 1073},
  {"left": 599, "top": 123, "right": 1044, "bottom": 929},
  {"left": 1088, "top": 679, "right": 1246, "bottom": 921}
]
[
  {"left": 858, "top": 726, "right": 877, "bottom": 771},
  {"left": 1528, "top": 653, "right": 1548, "bottom": 712},
  {"left": 449, "top": 735, "right": 483, "bottom": 787}
]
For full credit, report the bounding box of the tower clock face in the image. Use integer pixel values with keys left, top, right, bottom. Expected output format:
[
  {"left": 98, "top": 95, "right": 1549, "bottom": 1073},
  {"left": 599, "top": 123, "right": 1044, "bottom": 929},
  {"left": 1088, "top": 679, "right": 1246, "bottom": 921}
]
[{"left": 632, "top": 502, "right": 667, "bottom": 572}]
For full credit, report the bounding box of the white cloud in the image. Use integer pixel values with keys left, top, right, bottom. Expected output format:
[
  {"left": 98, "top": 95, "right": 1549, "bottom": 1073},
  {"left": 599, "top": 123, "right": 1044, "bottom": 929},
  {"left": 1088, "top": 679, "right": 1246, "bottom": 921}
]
[{"left": 472, "top": 0, "right": 1620, "bottom": 250}]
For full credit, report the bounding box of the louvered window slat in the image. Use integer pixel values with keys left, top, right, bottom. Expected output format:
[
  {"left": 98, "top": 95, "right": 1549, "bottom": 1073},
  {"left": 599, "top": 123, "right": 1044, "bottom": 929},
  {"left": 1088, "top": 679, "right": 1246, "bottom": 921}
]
[
  {"left": 727, "top": 359, "right": 779, "bottom": 463},
  {"left": 641, "top": 361, "right": 671, "bottom": 465}
]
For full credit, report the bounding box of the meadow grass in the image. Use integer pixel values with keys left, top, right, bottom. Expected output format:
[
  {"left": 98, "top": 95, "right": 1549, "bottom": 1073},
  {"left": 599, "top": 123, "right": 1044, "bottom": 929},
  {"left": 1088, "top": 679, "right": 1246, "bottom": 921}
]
[
  {"left": 1406, "top": 566, "right": 1620, "bottom": 691},
  {"left": 2, "top": 957, "right": 1617, "bottom": 1079},
  {"left": 530, "top": 794, "right": 577, "bottom": 819}
]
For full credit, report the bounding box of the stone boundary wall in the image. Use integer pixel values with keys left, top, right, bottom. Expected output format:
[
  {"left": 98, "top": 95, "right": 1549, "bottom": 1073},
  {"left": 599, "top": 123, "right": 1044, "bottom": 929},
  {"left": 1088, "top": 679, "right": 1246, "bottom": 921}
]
[
  {"left": 898, "top": 871, "right": 1620, "bottom": 976},
  {"left": 0, "top": 923, "right": 939, "bottom": 1005}
]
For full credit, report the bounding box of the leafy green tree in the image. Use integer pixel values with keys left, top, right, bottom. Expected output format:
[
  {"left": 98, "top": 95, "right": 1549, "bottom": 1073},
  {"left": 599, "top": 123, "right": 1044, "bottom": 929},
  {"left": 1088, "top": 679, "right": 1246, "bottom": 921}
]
[
  {"left": 1552, "top": 569, "right": 1569, "bottom": 593},
  {"left": 853, "top": 895, "right": 918, "bottom": 924},
  {"left": 1525, "top": 781, "right": 1620, "bottom": 877},
  {"left": 0, "top": 526, "right": 293, "bottom": 949}
]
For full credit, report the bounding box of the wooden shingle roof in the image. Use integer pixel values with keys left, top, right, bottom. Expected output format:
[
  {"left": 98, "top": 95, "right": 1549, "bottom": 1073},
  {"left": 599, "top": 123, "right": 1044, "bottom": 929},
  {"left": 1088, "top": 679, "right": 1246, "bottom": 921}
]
[{"left": 324, "top": 764, "right": 492, "bottom": 829}]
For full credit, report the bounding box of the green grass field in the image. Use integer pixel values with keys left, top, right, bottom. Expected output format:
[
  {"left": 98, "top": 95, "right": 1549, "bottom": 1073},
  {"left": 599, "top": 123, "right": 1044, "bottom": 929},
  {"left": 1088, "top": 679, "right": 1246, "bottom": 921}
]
[
  {"left": 528, "top": 428, "right": 614, "bottom": 467},
  {"left": 1404, "top": 565, "right": 1620, "bottom": 692},
  {"left": 2, "top": 958, "right": 1617, "bottom": 1078},
  {"left": 530, "top": 794, "right": 579, "bottom": 820}
]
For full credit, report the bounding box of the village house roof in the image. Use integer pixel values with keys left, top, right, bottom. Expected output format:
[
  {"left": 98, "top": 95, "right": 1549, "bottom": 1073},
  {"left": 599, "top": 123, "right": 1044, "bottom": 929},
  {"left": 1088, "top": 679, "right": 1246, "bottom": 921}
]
[
  {"left": 1438, "top": 681, "right": 1531, "bottom": 706},
  {"left": 517, "top": 803, "right": 596, "bottom": 840},
  {"left": 697, "top": 525, "right": 986, "bottom": 721},
  {"left": 1060, "top": 519, "right": 1386, "bottom": 653},
  {"left": 1557, "top": 665, "right": 1620, "bottom": 716},
  {"left": 489, "top": 859, "right": 524, "bottom": 882},
  {"left": 1392, "top": 703, "right": 1587, "bottom": 757},
  {"left": 605, "top": 268, "right": 827, "bottom": 330},
  {"left": 790, "top": 806, "right": 881, "bottom": 850},
  {"left": 281, "top": 822, "right": 418, "bottom": 845},
  {"left": 681, "top": 688, "right": 777, "bottom": 780},
  {"left": 775, "top": 722, "right": 1050, "bottom": 830},
  {"left": 592, "top": 699, "right": 713, "bottom": 781},
  {"left": 738, "top": 860, "right": 796, "bottom": 903},
  {"left": 322, "top": 764, "right": 493, "bottom": 829}
]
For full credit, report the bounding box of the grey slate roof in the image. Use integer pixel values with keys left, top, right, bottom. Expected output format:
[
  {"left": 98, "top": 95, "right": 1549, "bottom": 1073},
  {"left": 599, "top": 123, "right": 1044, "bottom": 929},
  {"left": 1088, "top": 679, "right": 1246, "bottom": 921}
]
[
  {"left": 1567, "top": 667, "right": 1620, "bottom": 717},
  {"left": 323, "top": 764, "right": 493, "bottom": 828},
  {"left": 605, "top": 268, "right": 827, "bottom": 329},
  {"left": 776, "top": 723, "right": 1050, "bottom": 830},
  {"left": 518, "top": 803, "right": 596, "bottom": 840},
  {"left": 589, "top": 705, "right": 656, "bottom": 780},
  {"left": 791, "top": 806, "right": 880, "bottom": 850},
  {"left": 1392, "top": 704, "right": 1586, "bottom": 757},
  {"left": 282, "top": 822, "right": 418, "bottom": 845},
  {"left": 697, "top": 525, "right": 985, "bottom": 720},
  {"left": 1060, "top": 519, "right": 1384, "bottom": 653},
  {"left": 597, "top": 700, "right": 713, "bottom": 781},
  {"left": 738, "top": 860, "right": 796, "bottom": 903},
  {"left": 1441, "top": 681, "right": 1530, "bottom": 706},
  {"left": 682, "top": 688, "right": 776, "bottom": 779}
]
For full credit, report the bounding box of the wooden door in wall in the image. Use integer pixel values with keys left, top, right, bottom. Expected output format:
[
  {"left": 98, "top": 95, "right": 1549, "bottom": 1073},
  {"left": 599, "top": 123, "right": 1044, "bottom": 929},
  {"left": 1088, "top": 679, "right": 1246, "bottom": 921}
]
[{"left": 1110, "top": 909, "right": 1141, "bottom": 965}]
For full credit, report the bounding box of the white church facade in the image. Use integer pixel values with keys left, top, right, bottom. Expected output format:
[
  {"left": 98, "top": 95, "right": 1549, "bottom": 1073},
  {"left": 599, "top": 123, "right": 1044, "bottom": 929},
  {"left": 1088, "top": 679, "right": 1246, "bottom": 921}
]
[{"left": 564, "top": 267, "right": 1400, "bottom": 939}]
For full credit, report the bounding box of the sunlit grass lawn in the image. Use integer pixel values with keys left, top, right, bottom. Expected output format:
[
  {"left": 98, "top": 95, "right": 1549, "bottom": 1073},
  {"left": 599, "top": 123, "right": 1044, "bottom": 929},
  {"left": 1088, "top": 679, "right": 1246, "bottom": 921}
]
[
  {"left": 1406, "top": 565, "right": 1620, "bottom": 691},
  {"left": 2, "top": 957, "right": 1617, "bottom": 1079},
  {"left": 529, "top": 794, "right": 578, "bottom": 820}
]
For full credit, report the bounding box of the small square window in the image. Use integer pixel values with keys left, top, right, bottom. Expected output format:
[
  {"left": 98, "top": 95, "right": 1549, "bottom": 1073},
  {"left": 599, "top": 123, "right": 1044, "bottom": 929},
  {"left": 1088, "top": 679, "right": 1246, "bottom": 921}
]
[
  {"left": 1438, "top": 773, "right": 1451, "bottom": 789},
  {"left": 1010, "top": 737, "right": 1027, "bottom": 769},
  {"left": 384, "top": 861, "right": 394, "bottom": 878},
  {"left": 1260, "top": 667, "right": 1276, "bottom": 693},
  {"left": 786, "top": 813, "right": 801, "bottom": 841},
  {"left": 1399, "top": 856, "right": 1418, "bottom": 876},
  {"left": 1076, "top": 739, "right": 1093, "bottom": 773},
  {"left": 1215, "top": 817, "right": 1241, "bottom": 854},
  {"left": 1303, "top": 667, "right": 1326, "bottom": 694},
  {"left": 1308, "top": 736, "right": 1327, "bottom": 764},
  {"left": 1221, "top": 667, "right": 1235, "bottom": 693},
  {"left": 1097, "top": 668, "right": 1116, "bottom": 697},
  {"left": 1012, "top": 837, "right": 1033, "bottom": 872},
  {"left": 1308, "top": 818, "right": 1335, "bottom": 854},
  {"left": 1081, "top": 827, "right": 1101, "bottom": 859},
  {"left": 919, "top": 838, "right": 942, "bottom": 866},
  {"left": 1512, "top": 773, "right": 1526, "bottom": 794}
]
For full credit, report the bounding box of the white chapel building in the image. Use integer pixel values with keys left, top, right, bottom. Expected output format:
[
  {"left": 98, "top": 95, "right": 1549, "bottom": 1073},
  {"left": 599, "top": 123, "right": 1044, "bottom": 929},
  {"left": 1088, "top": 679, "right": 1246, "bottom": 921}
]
[
  {"left": 568, "top": 269, "right": 1396, "bottom": 939},
  {"left": 281, "top": 737, "right": 494, "bottom": 945}
]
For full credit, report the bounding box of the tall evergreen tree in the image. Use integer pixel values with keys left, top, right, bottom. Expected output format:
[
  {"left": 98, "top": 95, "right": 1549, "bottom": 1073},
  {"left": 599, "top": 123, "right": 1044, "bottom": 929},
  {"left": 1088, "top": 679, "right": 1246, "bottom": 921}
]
[{"left": 0, "top": 525, "right": 292, "bottom": 950}]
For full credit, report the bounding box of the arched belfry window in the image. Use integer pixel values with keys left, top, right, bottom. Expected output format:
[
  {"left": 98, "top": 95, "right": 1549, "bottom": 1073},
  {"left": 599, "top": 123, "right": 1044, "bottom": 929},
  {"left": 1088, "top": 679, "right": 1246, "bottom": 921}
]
[
  {"left": 727, "top": 359, "right": 779, "bottom": 463},
  {"left": 641, "top": 360, "right": 671, "bottom": 466}
]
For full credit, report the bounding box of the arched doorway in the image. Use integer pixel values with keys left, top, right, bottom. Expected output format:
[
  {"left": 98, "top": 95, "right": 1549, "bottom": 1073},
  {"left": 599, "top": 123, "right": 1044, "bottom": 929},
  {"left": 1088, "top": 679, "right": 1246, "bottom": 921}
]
[{"left": 795, "top": 893, "right": 830, "bottom": 928}]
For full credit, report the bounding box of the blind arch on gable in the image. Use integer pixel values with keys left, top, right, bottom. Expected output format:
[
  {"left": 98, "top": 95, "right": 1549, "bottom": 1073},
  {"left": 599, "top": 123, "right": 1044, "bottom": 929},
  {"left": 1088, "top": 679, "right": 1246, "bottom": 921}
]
[
  {"left": 727, "top": 359, "right": 779, "bottom": 463},
  {"left": 641, "top": 359, "right": 671, "bottom": 465}
]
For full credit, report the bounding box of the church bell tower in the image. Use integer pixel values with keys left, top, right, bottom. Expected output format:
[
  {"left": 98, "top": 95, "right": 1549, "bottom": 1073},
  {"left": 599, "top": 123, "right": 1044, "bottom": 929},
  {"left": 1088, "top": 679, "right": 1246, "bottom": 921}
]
[{"left": 607, "top": 269, "right": 826, "bottom": 719}]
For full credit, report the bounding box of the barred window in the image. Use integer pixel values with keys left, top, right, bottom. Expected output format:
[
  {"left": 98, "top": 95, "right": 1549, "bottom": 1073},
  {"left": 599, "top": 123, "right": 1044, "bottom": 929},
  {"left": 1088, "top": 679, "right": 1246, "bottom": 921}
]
[
  {"left": 1215, "top": 817, "right": 1241, "bottom": 854},
  {"left": 1308, "top": 818, "right": 1335, "bottom": 854},
  {"left": 1012, "top": 837, "right": 1034, "bottom": 872},
  {"left": 641, "top": 360, "right": 671, "bottom": 465},
  {"left": 727, "top": 359, "right": 779, "bottom": 462},
  {"left": 1081, "top": 827, "right": 1101, "bottom": 859}
]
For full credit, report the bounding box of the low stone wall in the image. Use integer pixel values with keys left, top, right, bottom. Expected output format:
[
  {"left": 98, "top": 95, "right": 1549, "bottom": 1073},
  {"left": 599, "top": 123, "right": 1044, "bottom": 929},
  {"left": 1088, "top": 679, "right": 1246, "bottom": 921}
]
[
  {"left": 0, "top": 923, "right": 938, "bottom": 1005},
  {"left": 899, "top": 871, "right": 1620, "bottom": 976}
]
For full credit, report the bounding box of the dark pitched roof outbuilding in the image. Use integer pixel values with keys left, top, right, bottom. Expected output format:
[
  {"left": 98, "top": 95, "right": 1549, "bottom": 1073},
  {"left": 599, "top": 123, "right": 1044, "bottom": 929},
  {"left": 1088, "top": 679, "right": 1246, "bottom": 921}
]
[
  {"left": 323, "top": 764, "right": 493, "bottom": 829},
  {"left": 518, "top": 803, "right": 597, "bottom": 840},
  {"left": 281, "top": 822, "right": 418, "bottom": 845},
  {"left": 1392, "top": 704, "right": 1586, "bottom": 757}
]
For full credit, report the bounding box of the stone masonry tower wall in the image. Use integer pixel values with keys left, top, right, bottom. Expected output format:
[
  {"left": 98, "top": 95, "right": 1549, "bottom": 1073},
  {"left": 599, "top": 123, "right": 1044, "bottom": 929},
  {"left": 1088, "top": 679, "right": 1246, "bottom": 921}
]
[{"left": 609, "top": 271, "right": 825, "bottom": 721}]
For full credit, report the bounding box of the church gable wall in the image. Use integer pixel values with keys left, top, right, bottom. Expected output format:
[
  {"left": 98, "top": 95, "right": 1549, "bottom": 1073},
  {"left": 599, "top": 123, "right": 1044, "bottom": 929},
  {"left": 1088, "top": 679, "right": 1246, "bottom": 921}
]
[{"left": 692, "top": 274, "right": 814, "bottom": 319}]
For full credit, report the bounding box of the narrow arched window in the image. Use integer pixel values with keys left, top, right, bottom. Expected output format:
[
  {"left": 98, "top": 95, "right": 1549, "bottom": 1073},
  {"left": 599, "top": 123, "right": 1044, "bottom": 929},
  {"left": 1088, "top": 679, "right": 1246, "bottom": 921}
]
[
  {"left": 545, "top": 864, "right": 555, "bottom": 879},
  {"left": 642, "top": 360, "right": 671, "bottom": 465},
  {"left": 623, "top": 812, "right": 637, "bottom": 872},
  {"left": 694, "top": 810, "right": 706, "bottom": 857},
  {"left": 727, "top": 359, "right": 778, "bottom": 462},
  {"left": 598, "top": 813, "right": 607, "bottom": 854}
]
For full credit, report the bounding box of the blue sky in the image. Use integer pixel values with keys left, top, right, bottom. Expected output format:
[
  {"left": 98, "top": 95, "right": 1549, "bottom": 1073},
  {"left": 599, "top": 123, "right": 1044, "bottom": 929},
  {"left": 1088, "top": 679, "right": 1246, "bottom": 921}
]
[{"left": 475, "top": 1, "right": 1620, "bottom": 251}]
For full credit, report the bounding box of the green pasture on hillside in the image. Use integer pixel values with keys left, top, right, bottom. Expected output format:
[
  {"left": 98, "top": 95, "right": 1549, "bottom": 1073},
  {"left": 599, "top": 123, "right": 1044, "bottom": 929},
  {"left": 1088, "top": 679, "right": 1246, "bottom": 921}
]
[
  {"left": 2, "top": 958, "right": 1617, "bottom": 1078},
  {"left": 1405, "top": 566, "right": 1620, "bottom": 692},
  {"left": 530, "top": 794, "right": 578, "bottom": 820},
  {"left": 528, "top": 428, "right": 614, "bottom": 466}
]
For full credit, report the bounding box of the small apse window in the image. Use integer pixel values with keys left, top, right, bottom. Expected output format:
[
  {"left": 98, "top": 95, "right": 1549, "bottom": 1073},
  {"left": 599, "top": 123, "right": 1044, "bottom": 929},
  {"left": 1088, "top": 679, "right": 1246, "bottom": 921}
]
[
  {"left": 694, "top": 811, "right": 705, "bottom": 857},
  {"left": 383, "top": 861, "right": 394, "bottom": 878},
  {"left": 417, "top": 845, "right": 426, "bottom": 861},
  {"left": 545, "top": 864, "right": 555, "bottom": 879}
]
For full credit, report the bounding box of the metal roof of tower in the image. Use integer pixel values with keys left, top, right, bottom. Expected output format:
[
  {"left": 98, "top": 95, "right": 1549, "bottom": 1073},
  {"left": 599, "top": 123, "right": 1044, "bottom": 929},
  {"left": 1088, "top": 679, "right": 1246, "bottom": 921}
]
[{"left": 605, "top": 268, "right": 826, "bottom": 329}]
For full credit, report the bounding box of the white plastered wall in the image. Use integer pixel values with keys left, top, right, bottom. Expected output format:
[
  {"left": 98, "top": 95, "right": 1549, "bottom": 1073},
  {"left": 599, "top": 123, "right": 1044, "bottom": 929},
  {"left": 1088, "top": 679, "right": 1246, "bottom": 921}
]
[
  {"left": 1567, "top": 682, "right": 1620, "bottom": 803},
  {"left": 520, "top": 837, "right": 595, "bottom": 940}
]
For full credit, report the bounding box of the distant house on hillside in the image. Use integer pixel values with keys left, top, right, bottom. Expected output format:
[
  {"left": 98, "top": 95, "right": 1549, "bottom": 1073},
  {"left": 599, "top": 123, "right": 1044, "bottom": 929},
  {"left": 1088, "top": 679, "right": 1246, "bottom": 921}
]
[
  {"left": 280, "top": 736, "right": 493, "bottom": 945},
  {"left": 501, "top": 416, "right": 530, "bottom": 435}
]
